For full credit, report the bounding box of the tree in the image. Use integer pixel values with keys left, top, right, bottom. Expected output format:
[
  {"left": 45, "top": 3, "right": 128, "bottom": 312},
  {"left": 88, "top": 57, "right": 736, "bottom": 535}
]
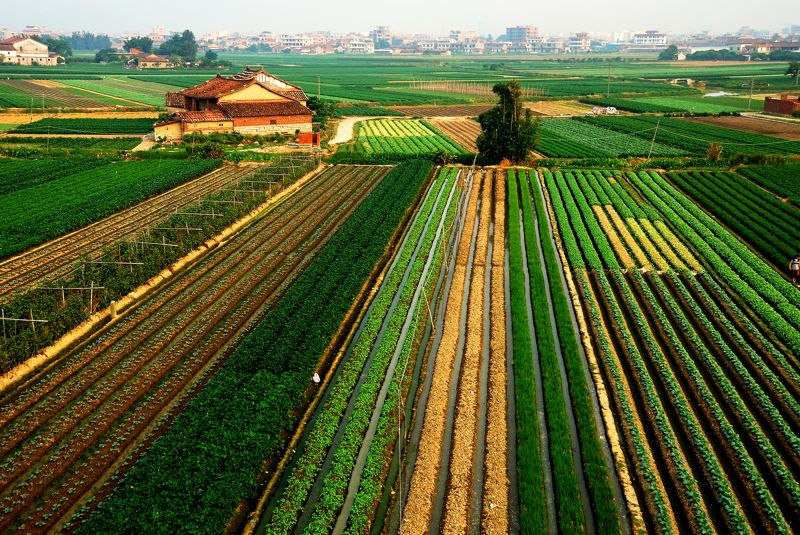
[
  {"left": 158, "top": 30, "right": 198, "bottom": 62},
  {"left": 658, "top": 45, "right": 679, "bottom": 61},
  {"left": 787, "top": 61, "right": 800, "bottom": 87},
  {"left": 200, "top": 50, "right": 218, "bottom": 66},
  {"left": 476, "top": 81, "right": 540, "bottom": 164},
  {"left": 94, "top": 48, "right": 117, "bottom": 63},
  {"left": 123, "top": 36, "right": 153, "bottom": 53}
]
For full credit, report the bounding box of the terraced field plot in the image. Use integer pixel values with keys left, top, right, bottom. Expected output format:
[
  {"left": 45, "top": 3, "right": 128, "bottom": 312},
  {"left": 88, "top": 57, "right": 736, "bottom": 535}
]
[
  {"left": 61, "top": 77, "right": 178, "bottom": 107},
  {"left": 429, "top": 118, "right": 481, "bottom": 152},
  {"left": 579, "top": 116, "right": 800, "bottom": 155},
  {"left": 0, "top": 158, "right": 221, "bottom": 260},
  {"left": 536, "top": 118, "right": 686, "bottom": 158},
  {"left": 12, "top": 118, "right": 154, "bottom": 135},
  {"left": 738, "top": 164, "right": 800, "bottom": 204},
  {"left": 546, "top": 168, "right": 800, "bottom": 534},
  {"left": 0, "top": 165, "right": 392, "bottom": 532},
  {"left": 0, "top": 80, "right": 131, "bottom": 109},
  {"left": 353, "top": 118, "right": 471, "bottom": 157}
]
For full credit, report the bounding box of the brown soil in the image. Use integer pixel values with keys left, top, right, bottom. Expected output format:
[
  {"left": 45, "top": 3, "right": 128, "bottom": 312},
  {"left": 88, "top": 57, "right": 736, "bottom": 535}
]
[
  {"left": 430, "top": 119, "right": 481, "bottom": 153},
  {"left": 402, "top": 171, "right": 482, "bottom": 533},
  {"left": 443, "top": 171, "right": 490, "bottom": 533},
  {"left": 524, "top": 100, "right": 594, "bottom": 117},
  {"left": 684, "top": 115, "right": 800, "bottom": 140},
  {"left": 481, "top": 170, "right": 509, "bottom": 533}
]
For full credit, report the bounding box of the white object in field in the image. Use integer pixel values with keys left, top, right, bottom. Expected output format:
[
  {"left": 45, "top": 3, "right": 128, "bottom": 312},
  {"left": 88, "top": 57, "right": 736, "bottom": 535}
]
[
  {"left": 312, "top": 373, "right": 321, "bottom": 385},
  {"left": 606, "top": 106, "right": 619, "bottom": 115}
]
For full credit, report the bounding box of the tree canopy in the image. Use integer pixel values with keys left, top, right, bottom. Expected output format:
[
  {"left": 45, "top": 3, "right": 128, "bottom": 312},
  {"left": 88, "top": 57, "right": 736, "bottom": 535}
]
[
  {"left": 123, "top": 36, "right": 153, "bottom": 53},
  {"left": 657, "top": 45, "right": 679, "bottom": 61},
  {"left": 787, "top": 61, "right": 800, "bottom": 86},
  {"left": 476, "top": 81, "right": 539, "bottom": 164},
  {"left": 158, "top": 30, "right": 198, "bottom": 62}
]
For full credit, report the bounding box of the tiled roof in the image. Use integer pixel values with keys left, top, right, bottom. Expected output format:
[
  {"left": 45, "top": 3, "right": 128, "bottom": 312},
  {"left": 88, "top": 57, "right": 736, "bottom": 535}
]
[
  {"left": 178, "top": 69, "right": 307, "bottom": 102},
  {"left": 180, "top": 75, "right": 249, "bottom": 99},
  {"left": 166, "top": 92, "right": 186, "bottom": 107},
  {"left": 0, "top": 37, "right": 26, "bottom": 45},
  {"left": 0, "top": 44, "right": 15, "bottom": 51},
  {"left": 178, "top": 110, "right": 231, "bottom": 123},
  {"left": 138, "top": 53, "right": 170, "bottom": 63},
  {"left": 218, "top": 100, "right": 312, "bottom": 117}
]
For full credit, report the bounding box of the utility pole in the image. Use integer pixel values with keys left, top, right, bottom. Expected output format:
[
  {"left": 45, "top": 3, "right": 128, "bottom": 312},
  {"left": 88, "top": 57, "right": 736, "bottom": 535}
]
[
  {"left": 648, "top": 118, "right": 661, "bottom": 159},
  {"left": 748, "top": 76, "right": 755, "bottom": 111},
  {"left": 607, "top": 62, "right": 611, "bottom": 98}
]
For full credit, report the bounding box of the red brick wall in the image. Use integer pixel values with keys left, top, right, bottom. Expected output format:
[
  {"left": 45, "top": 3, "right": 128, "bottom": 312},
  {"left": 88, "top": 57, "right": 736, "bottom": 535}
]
[
  {"left": 232, "top": 114, "right": 312, "bottom": 127},
  {"left": 765, "top": 96, "right": 800, "bottom": 115}
]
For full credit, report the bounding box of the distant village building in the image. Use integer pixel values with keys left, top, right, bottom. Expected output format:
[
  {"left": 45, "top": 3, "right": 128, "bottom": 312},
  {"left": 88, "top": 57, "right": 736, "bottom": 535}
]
[
  {"left": 0, "top": 37, "right": 64, "bottom": 66},
  {"left": 129, "top": 50, "right": 174, "bottom": 69},
  {"left": 155, "top": 67, "right": 312, "bottom": 141},
  {"left": 506, "top": 26, "right": 539, "bottom": 44},
  {"left": 764, "top": 94, "right": 800, "bottom": 116}
]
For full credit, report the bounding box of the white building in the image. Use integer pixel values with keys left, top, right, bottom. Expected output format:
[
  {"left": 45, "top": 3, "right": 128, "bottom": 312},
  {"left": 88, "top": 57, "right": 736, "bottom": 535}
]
[
  {"left": 0, "top": 37, "right": 63, "bottom": 66},
  {"left": 632, "top": 31, "right": 667, "bottom": 47}
]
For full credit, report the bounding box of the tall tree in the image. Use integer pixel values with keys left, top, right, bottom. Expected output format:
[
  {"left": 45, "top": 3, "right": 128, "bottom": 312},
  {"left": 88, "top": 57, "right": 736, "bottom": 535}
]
[
  {"left": 123, "top": 36, "right": 153, "bottom": 53},
  {"left": 657, "top": 45, "right": 679, "bottom": 61},
  {"left": 158, "top": 30, "right": 198, "bottom": 62},
  {"left": 787, "top": 61, "right": 800, "bottom": 87},
  {"left": 476, "top": 81, "right": 539, "bottom": 164}
]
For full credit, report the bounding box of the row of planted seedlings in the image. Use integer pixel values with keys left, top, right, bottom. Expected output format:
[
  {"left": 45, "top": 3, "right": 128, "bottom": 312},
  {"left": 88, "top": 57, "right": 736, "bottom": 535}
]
[
  {"left": 0, "top": 156, "right": 318, "bottom": 373},
  {"left": 552, "top": 167, "right": 799, "bottom": 533},
  {"left": 546, "top": 170, "right": 717, "bottom": 534},
  {"left": 75, "top": 161, "right": 433, "bottom": 534},
  {"left": 666, "top": 170, "right": 800, "bottom": 270},
  {"left": 260, "top": 166, "right": 462, "bottom": 534},
  {"left": 510, "top": 169, "right": 622, "bottom": 534}
]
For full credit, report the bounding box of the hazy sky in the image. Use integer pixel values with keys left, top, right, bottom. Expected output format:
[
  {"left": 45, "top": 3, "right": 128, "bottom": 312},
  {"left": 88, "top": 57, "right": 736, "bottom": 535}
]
[{"left": 3, "top": 0, "right": 796, "bottom": 36}]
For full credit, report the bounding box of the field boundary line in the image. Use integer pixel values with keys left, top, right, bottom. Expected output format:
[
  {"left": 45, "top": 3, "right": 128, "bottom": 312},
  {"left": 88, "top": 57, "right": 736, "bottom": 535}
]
[{"left": 0, "top": 164, "right": 327, "bottom": 394}]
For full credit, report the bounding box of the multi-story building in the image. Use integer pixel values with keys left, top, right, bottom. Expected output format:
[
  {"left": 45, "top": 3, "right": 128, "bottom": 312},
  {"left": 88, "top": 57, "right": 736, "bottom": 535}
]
[
  {"left": 506, "top": 25, "right": 538, "bottom": 44},
  {"left": 370, "top": 26, "right": 392, "bottom": 44},
  {"left": 568, "top": 32, "right": 592, "bottom": 52},
  {"left": 632, "top": 30, "right": 667, "bottom": 47},
  {"left": 0, "top": 37, "right": 63, "bottom": 66},
  {"left": 340, "top": 37, "right": 375, "bottom": 54}
]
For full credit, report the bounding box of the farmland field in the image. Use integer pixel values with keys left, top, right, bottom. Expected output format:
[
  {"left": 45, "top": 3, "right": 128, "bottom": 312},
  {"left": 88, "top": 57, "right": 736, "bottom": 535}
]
[
  {"left": 738, "top": 164, "right": 800, "bottom": 204},
  {"left": 583, "top": 94, "right": 764, "bottom": 113},
  {"left": 352, "top": 118, "right": 471, "bottom": 157},
  {"left": 11, "top": 118, "right": 154, "bottom": 135},
  {"left": 72, "top": 162, "right": 430, "bottom": 533},
  {"left": 429, "top": 118, "right": 481, "bottom": 152},
  {"left": 0, "top": 136, "right": 140, "bottom": 151},
  {"left": 545, "top": 167, "right": 800, "bottom": 534},
  {"left": 578, "top": 115, "right": 800, "bottom": 155},
  {"left": 686, "top": 115, "right": 800, "bottom": 140},
  {"left": 536, "top": 118, "right": 686, "bottom": 157},
  {"left": 0, "top": 158, "right": 221, "bottom": 259}
]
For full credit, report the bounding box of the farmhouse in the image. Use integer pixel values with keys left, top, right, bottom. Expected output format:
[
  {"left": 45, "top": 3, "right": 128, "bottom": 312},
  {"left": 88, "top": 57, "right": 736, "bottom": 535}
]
[
  {"left": 155, "top": 67, "right": 313, "bottom": 141},
  {"left": 130, "top": 52, "right": 174, "bottom": 69},
  {"left": 0, "top": 37, "right": 64, "bottom": 66},
  {"left": 764, "top": 94, "right": 800, "bottom": 116}
]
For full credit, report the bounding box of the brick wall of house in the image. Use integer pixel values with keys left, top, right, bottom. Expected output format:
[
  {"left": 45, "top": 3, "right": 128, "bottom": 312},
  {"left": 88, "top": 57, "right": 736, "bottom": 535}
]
[{"left": 764, "top": 96, "right": 800, "bottom": 116}]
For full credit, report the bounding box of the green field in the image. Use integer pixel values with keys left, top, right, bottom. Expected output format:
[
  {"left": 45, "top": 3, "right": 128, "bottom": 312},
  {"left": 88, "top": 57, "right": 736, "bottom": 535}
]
[
  {"left": 582, "top": 94, "right": 765, "bottom": 113},
  {"left": 536, "top": 118, "right": 686, "bottom": 157},
  {"left": 0, "top": 159, "right": 220, "bottom": 258},
  {"left": 12, "top": 118, "right": 154, "bottom": 135},
  {"left": 351, "top": 118, "right": 470, "bottom": 157},
  {"left": 0, "top": 136, "right": 140, "bottom": 152}
]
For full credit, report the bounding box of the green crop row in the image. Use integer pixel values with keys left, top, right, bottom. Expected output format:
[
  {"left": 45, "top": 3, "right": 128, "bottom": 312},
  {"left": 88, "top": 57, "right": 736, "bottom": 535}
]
[
  {"left": 536, "top": 119, "right": 685, "bottom": 158},
  {"left": 306, "top": 169, "right": 459, "bottom": 534},
  {"left": 517, "top": 169, "right": 586, "bottom": 533},
  {"left": 668, "top": 170, "right": 800, "bottom": 269},
  {"left": 507, "top": 169, "right": 549, "bottom": 534},
  {"left": 76, "top": 161, "right": 431, "bottom": 534},
  {"left": 628, "top": 171, "right": 800, "bottom": 352},
  {"left": 738, "top": 165, "right": 800, "bottom": 205},
  {"left": 574, "top": 270, "right": 674, "bottom": 533},
  {"left": 0, "top": 159, "right": 221, "bottom": 260},
  {"left": 605, "top": 270, "right": 715, "bottom": 534},
  {"left": 0, "top": 157, "right": 111, "bottom": 196},
  {"left": 263, "top": 167, "right": 455, "bottom": 533},
  {"left": 527, "top": 170, "right": 621, "bottom": 534},
  {"left": 629, "top": 272, "right": 784, "bottom": 534},
  {"left": 662, "top": 274, "right": 800, "bottom": 518}
]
